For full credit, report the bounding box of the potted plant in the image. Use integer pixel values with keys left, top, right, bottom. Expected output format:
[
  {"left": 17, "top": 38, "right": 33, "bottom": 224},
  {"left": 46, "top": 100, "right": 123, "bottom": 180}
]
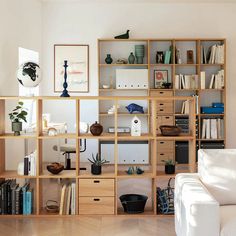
[
  {"left": 162, "top": 159, "right": 176, "bottom": 174},
  {"left": 88, "top": 153, "right": 109, "bottom": 175},
  {"left": 8, "top": 101, "right": 28, "bottom": 136}
]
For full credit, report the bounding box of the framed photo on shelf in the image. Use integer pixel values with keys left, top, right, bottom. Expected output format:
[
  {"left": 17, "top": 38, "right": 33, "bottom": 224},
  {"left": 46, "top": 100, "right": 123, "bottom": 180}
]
[
  {"left": 54, "top": 44, "right": 89, "bottom": 93},
  {"left": 154, "top": 70, "right": 168, "bottom": 88}
]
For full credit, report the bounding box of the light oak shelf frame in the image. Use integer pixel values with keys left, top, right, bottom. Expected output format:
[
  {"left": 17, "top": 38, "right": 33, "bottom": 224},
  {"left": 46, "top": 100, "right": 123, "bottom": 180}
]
[{"left": 0, "top": 96, "right": 196, "bottom": 217}]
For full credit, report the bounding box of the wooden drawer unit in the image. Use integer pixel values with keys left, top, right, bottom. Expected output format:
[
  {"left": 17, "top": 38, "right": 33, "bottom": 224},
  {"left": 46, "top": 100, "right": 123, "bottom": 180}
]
[
  {"left": 79, "top": 179, "right": 115, "bottom": 197},
  {"left": 79, "top": 197, "right": 115, "bottom": 215},
  {"left": 150, "top": 90, "right": 174, "bottom": 97},
  {"left": 156, "top": 102, "right": 173, "bottom": 114},
  {"left": 157, "top": 141, "right": 174, "bottom": 152},
  {"left": 157, "top": 152, "right": 174, "bottom": 164}
]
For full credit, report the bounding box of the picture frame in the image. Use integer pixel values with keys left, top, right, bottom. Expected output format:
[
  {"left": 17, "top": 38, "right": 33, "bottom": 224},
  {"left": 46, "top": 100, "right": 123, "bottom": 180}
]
[
  {"left": 54, "top": 44, "right": 89, "bottom": 93},
  {"left": 187, "top": 50, "right": 194, "bottom": 64},
  {"left": 156, "top": 51, "right": 164, "bottom": 64},
  {"left": 154, "top": 70, "right": 168, "bottom": 88}
]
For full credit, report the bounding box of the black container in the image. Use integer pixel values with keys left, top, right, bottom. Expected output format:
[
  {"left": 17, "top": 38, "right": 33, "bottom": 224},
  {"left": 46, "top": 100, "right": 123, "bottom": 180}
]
[
  {"left": 165, "top": 165, "right": 175, "bottom": 174},
  {"left": 91, "top": 164, "right": 101, "bottom": 175},
  {"left": 119, "top": 194, "right": 148, "bottom": 214}
]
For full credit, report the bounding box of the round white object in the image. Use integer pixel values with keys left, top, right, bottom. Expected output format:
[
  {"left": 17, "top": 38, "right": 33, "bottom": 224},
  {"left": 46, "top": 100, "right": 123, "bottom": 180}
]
[{"left": 17, "top": 62, "right": 41, "bottom": 87}]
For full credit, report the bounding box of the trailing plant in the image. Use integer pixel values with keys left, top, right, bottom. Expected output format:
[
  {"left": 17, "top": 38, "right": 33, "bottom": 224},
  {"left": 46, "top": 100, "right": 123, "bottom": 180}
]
[
  {"left": 162, "top": 159, "right": 176, "bottom": 166},
  {"left": 88, "top": 153, "right": 109, "bottom": 166},
  {"left": 9, "top": 101, "right": 28, "bottom": 123}
]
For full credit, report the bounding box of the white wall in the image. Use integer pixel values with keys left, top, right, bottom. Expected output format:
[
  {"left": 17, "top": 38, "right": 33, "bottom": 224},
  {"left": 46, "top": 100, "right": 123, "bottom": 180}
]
[
  {"left": 0, "top": 0, "right": 42, "bottom": 95},
  {"left": 41, "top": 1, "right": 236, "bottom": 148},
  {"left": 0, "top": 0, "right": 42, "bottom": 169}
]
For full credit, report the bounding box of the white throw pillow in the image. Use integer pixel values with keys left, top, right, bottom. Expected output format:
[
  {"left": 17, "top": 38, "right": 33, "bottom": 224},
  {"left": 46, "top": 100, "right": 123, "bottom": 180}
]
[{"left": 198, "top": 149, "right": 236, "bottom": 205}]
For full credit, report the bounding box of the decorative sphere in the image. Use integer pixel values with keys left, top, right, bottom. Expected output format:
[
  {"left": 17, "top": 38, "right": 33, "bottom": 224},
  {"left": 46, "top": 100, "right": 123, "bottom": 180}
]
[{"left": 17, "top": 62, "right": 41, "bottom": 87}]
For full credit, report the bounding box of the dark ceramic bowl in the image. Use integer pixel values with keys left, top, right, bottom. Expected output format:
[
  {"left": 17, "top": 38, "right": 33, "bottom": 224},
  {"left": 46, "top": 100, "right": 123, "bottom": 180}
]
[{"left": 47, "top": 162, "right": 64, "bottom": 175}]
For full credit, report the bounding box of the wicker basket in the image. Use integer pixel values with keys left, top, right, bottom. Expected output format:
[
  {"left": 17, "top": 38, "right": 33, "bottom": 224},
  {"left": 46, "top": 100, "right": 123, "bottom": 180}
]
[{"left": 159, "top": 125, "right": 182, "bottom": 136}]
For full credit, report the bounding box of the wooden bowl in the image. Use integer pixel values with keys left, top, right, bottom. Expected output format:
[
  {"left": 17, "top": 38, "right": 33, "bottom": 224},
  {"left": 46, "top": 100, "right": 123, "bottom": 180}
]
[
  {"left": 47, "top": 162, "right": 64, "bottom": 175},
  {"left": 159, "top": 125, "right": 182, "bottom": 136}
]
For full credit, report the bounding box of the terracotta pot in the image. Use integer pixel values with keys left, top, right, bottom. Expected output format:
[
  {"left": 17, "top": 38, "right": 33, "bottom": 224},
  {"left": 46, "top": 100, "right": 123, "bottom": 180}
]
[{"left": 90, "top": 121, "right": 103, "bottom": 136}]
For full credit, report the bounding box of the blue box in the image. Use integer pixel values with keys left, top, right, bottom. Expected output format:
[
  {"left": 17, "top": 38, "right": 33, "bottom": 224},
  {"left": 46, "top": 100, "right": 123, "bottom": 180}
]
[
  {"left": 201, "top": 107, "right": 224, "bottom": 114},
  {"left": 212, "top": 103, "right": 224, "bottom": 108}
]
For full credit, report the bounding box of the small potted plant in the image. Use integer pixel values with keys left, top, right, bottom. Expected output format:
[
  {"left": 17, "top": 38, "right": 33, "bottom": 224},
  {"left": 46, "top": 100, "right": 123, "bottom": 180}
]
[
  {"left": 162, "top": 159, "right": 176, "bottom": 174},
  {"left": 88, "top": 153, "right": 109, "bottom": 175},
  {"left": 8, "top": 101, "right": 28, "bottom": 136}
]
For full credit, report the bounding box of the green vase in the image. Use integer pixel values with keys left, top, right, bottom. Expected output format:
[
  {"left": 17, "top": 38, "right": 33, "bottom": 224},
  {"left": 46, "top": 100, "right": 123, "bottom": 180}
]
[
  {"left": 128, "top": 52, "right": 135, "bottom": 64},
  {"left": 105, "top": 54, "right": 113, "bottom": 64}
]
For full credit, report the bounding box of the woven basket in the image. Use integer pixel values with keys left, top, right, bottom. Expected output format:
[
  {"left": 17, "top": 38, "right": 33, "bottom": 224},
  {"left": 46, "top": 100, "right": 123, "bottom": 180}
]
[{"left": 159, "top": 125, "right": 182, "bottom": 136}]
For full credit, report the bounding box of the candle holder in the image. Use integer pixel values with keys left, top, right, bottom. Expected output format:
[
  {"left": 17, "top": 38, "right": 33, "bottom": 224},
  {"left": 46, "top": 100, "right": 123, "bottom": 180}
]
[{"left": 60, "top": 60, "right": 70, "bottom": 97}]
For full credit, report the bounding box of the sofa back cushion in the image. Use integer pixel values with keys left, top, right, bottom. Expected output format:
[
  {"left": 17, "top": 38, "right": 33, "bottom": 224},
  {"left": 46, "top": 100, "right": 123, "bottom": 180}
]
[{"left": 198, "top": 149, "right": 236, "bottom": 205}]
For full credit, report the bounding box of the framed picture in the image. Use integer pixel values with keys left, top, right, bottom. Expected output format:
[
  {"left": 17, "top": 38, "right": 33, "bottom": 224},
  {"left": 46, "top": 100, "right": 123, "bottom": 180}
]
[
  {"left": 154, "top": 70, "right": 168, "bottom": 88},
  {"left": 54, "top": 44, "right": 89, "bottom": 93},
  {"left": 187, "top": 50, "right": 194, "bottom": 64},
  {"left": 156, "top": 51, "right": 164, "bottom": 64}
]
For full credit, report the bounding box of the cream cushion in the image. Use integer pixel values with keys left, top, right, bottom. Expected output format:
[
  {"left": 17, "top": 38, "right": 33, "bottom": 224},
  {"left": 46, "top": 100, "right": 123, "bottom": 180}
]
[
  {"left": 220, "top": 205, "right": 236, "bottom": 236},
  {"left": 198, "top": 149, "right": 236, "bottom": 205}
]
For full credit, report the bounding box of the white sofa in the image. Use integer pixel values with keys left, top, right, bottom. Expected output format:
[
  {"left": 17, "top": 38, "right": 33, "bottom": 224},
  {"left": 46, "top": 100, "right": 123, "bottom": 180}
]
[{"left": 175, "top": 149, "right": 236, "bottom": 236}]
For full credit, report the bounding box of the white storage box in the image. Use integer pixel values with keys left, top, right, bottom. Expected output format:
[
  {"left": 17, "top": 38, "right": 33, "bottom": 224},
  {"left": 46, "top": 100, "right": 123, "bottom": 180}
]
[{"left": 116, "top": 69, "right": 148, "bottom": 89}]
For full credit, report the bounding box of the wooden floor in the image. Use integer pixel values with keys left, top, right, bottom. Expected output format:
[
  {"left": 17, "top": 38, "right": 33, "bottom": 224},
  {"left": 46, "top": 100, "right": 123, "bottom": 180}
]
[{"left": 0, "top": 216, "right": 175, "bottom": 236}]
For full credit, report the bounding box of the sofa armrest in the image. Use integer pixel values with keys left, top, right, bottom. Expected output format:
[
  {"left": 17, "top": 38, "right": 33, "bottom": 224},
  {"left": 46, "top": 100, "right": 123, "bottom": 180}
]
[{"left": 175, "top": 173, "right": 220, "bottom": 236}]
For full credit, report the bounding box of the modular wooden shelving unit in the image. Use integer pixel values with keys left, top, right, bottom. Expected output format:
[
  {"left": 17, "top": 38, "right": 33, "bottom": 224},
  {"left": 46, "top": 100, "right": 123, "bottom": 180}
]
[
  {"left": 0, "top": 96, "right": 196, "bottom": 217},
  {"left": 98, "top": 38, "right": 226, "bottom": 148}
]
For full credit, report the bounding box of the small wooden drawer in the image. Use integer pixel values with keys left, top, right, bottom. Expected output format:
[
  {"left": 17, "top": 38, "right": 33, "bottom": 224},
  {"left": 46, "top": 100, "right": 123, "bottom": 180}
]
[
  {"left": 157, "top": 152, "right": 174, "bottom": 164},
  {"left": 150, "top": 90, "right": 173, "bottom": 97},
  {"left": 79, "top": 179, "right": 115, "bottom": 197},
  {"left": 156, "top": 107, "right": 173, "bottom": 114},
  {"left": 162, "top": 116, "right": 174, "bottom": 125},
  {"left": 157, "top": 141, "right": 174, "bottom": 151},
  {"left": 79, "top": 197, "right": 114, "bottom": 215}
]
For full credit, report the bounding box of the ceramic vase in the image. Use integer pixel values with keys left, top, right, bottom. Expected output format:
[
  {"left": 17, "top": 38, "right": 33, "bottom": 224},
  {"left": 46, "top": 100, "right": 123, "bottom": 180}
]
[
  {"left": 105, "top": 54, "right": 113, "bottom": 64},
  {"left": 128, "top": 52, "right": 135, "bottom": 64}
]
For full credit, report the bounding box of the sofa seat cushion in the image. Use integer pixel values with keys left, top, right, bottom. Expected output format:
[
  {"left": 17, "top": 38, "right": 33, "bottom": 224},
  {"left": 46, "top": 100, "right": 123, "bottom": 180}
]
[
  {"left": 220, "top": 205, "right": 236, "bottom": 236},
  {"left": 198, "top": 149, "right": 236, "bottom": 205}
]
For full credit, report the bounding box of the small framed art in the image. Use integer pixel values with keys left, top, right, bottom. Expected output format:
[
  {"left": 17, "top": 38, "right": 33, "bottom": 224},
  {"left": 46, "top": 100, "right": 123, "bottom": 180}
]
[
  {"left": 154, "top": 70, "right": 168, "bottom": 88},
  {"left": 54, "top": 44, "right": 89, "bottom": 93}
]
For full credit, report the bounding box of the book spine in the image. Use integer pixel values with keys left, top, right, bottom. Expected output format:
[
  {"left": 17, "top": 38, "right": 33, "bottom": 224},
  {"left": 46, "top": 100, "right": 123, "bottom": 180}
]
[
  {"left": 15, "top": 190, "right": 19, "bottom": 215},
  {"left": 24, "top": 157, "right": 29, "bottom": 176},
  {"left": 0, "top": 185, "right": 2, "bottom": 214}
]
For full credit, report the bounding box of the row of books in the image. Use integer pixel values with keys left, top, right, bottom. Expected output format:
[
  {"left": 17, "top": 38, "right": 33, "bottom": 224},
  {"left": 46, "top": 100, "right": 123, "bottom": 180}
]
[
  {"left": 175, "top": 74, "right": 198, "bottom": 89},
  {"left": 23, "top": 151, "right": 37, "bottom": 176},
  {"left": 59, "top": 183, "right": 76, "bottom": 215},
  {"left": 200, "top": 70, "right": 224, "bottom": 89},
  {"left": 201, "top": 44, "right": 224, "bottom": 64},
  {"left": 0, "top": 180, "right": 33, "bottom": 215},
  {"left": 181, "top": 95, "right": 199, "bottom": 114},
  {"left": 209, "top": 70, "right": 224, "bottom": 89},
  {"left": 201, "top": 118, "right": 224, "bottom": 139},
  {"left": 163, "top": 50, "right": 171, "bottom": 64}
]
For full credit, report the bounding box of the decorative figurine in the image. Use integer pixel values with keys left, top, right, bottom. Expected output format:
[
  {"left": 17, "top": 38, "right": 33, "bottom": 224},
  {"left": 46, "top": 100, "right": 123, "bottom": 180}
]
[
  {"left": 131, "top": 116, "right": 141, "bottom": 136},
  {"left": 114, "top": 30, "right": 130, "bottom": 39},
  {"left": 60, "top": 60, "right": 70, "bottom": 97},
  {"left": 126, "top": 103, "right": 144, "bottom": 114},
  {"left": 90, "top": 121, "right": 103, "bottom": 136}
]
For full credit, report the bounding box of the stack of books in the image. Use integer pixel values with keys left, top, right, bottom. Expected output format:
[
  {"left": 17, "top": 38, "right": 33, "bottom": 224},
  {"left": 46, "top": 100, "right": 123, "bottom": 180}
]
[
  {"left": 59, "top": 182, "right": 76, "bottom": 215},
  {"left": 201, "top": 118, "right": 224, "bottom": 139},
  {"left": 0, "top": 180, "right": 33, "bottom": 215},
  {"left": 181, "top": 95, "right": 199, "bottom": 115},
  {"left": 175, "top": 74, "right": 198, "bottom": 89},
  {"left": 24, "top": 151, "right": 37, "bottom": 176},
  {"left": 201, "top": 44, "right": 224, "bottom": 64}
]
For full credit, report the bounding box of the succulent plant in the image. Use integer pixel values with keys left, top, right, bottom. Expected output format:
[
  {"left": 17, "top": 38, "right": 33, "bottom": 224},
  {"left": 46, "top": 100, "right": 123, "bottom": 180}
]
[
  {"left": 88, "top": 153, "right": 109, "bottom": 166},
  {"left": 162, "top": 159, "right": 176, "bottom": 166}
]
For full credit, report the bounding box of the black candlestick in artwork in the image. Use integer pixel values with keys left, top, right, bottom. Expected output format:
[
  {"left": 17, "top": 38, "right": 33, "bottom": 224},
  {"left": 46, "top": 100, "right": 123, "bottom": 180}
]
[{"left": 60, "top": 60, "right": 70, "bottom": 97}]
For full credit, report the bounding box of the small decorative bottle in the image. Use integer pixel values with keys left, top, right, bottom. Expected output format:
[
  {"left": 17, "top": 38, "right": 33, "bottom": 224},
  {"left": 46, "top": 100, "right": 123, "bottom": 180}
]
[
  {"left": 105, "top": 54, "right": 113, "bottom": 64},
  {"left": 128, "top": 52, "right": 135, "bottom": 64}
]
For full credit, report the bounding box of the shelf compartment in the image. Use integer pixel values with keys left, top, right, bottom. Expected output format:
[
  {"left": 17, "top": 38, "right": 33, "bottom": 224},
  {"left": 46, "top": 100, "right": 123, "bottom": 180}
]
[
  {"left": 117, "top": 178, "right": 155, "bottom": 215},
  {"left": 38, "top": 178, "right": 77, "bottom": 216}
]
